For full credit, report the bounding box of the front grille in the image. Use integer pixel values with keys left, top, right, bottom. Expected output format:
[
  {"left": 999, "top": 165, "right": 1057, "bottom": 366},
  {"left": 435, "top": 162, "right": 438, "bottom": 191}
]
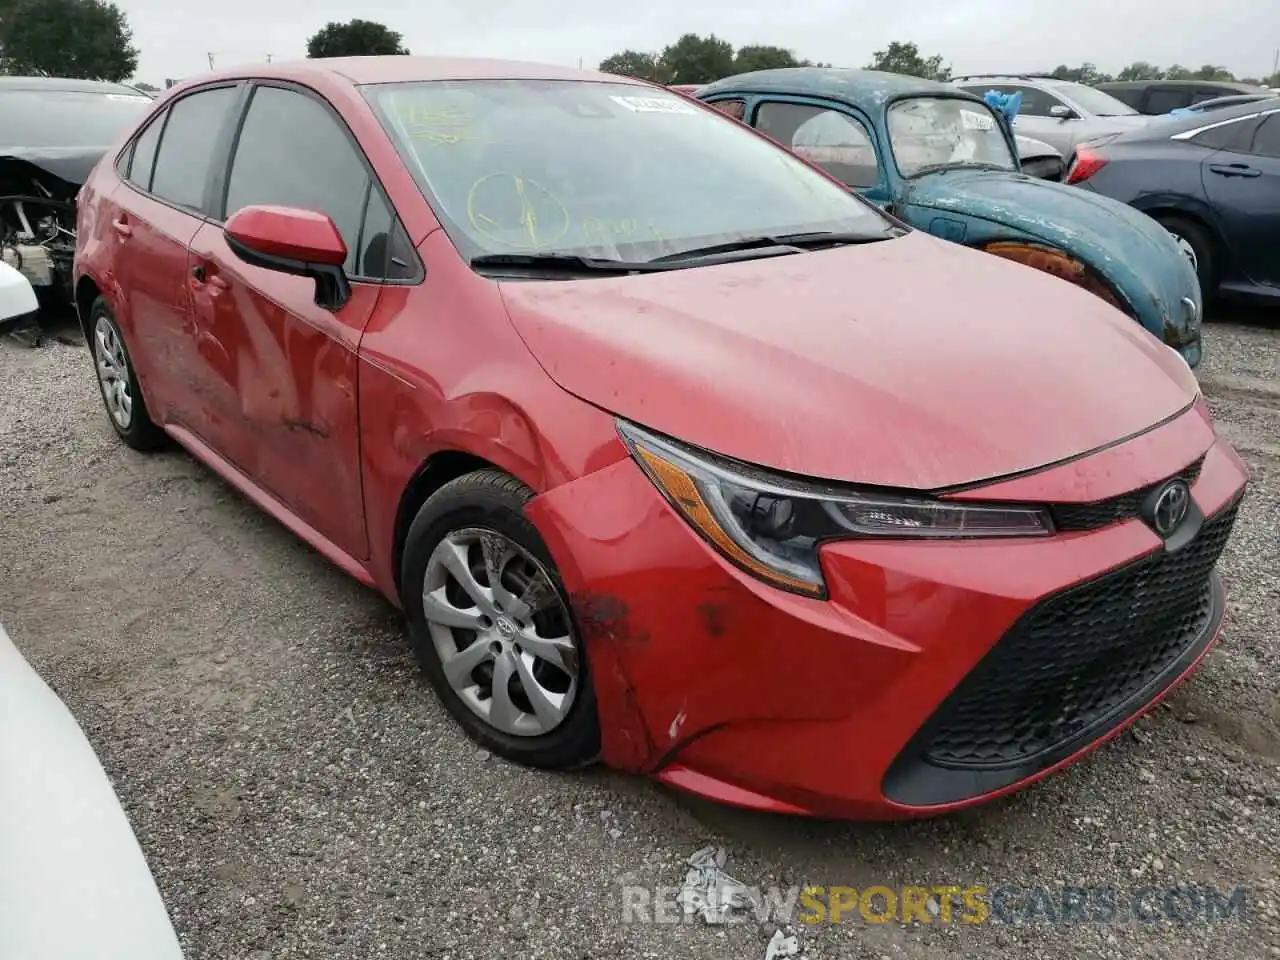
[
  {"left": 1050, "top": 457, "right": 1204, "bottom": 532},
  {"left": 883, "top": 498, "right": 1239, "bottom": 806}
]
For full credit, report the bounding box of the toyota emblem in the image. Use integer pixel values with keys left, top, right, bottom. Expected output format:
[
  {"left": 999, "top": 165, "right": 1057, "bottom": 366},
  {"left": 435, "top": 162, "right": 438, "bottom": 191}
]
[{"left": 1151, "top": 480, "right": 1191, "bottom": 537}]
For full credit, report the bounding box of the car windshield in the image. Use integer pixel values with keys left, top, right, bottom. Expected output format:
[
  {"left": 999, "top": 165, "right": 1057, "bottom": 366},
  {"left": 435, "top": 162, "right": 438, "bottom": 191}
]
[
  {"left": 1047, "top": 82, "right": 1139, "bottom": 117},
  {"left": 362, "top": 79, "right": 896, "bottom": 265},
  {"left": 886, "top": 96, "right": 1016, "bottom": 177},
  {"left": 0, "top": 89, "right": 153, "bottom": 150}
]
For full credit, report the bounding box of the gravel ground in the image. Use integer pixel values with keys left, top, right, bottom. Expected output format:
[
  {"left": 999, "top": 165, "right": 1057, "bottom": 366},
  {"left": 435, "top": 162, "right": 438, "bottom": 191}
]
[{"left": 1, "top": 307, "right": 1277, "bottom": 960}]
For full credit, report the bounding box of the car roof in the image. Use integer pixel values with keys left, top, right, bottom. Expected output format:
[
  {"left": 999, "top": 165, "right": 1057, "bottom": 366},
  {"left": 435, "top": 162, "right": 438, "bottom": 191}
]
[
  {"left": 1097, "top": 79, "right": 1263, "bottom": 93},
  {"left": 1114, "top": 95, "right": 1280, "bottom": 141},
  {"left": 699, "top": 67, "right": 980, "bottom": 111},
  {"left": 0, "top": 76, "right": 145, "bottom": 95},
  {"left": 181, "top": 55, "right": 642, "bottom": 89}
]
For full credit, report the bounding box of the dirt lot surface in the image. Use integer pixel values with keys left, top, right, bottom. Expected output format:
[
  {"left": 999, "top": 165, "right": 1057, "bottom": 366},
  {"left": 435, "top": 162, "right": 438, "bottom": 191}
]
[{"left": 2, "top": 308, "right": 1278, "bottom": 960}]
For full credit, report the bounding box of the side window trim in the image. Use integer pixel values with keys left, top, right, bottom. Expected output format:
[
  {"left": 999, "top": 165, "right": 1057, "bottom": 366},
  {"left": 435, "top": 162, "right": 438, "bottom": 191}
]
[
  {"left": 118, "top": 81, "right": 243, "bottom": 217},
  {"left": 218, "top": 78, "right": 424, "bottom": 286}
]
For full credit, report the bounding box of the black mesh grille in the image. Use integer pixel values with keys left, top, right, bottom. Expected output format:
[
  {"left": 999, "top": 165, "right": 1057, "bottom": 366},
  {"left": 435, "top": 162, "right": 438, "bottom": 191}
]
[
  {"left": 1050, "top": 457, "right": 1204, "bottom": 532},
  {"left": 919, "top": 499, "right": 1238, "bottom": 771}
]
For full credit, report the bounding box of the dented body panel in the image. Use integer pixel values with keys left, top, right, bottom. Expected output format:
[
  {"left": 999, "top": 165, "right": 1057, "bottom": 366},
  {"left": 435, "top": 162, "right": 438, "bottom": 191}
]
[{"left": 696, "top": 68, "right": 1204, "bottom": 366}]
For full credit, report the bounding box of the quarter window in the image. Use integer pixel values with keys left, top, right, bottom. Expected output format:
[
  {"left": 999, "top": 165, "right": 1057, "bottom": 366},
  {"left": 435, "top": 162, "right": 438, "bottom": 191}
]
[
  {"left": 149, "top": 86, "right": 239, "bottom": 212},
  {"left": 224, "top": 85, "right": 372, "bottom": 276},
  {"left": 127, "top": 112, "right": 165, "bottom": 191},
  {"left": 755, "top": 102, "right": 879, "bottom": 188}
]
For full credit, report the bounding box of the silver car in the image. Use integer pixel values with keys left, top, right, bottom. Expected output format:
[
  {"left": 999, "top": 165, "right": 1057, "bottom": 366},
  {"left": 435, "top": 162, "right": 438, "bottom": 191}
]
[{"left": 953, "top": 74, "right": 1151, "bottom": 159}]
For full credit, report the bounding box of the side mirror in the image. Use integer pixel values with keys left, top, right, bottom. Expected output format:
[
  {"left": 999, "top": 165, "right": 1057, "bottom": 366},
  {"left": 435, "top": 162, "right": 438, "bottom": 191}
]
[
  {"left": 224, "top": 205, "right": 351, "bottom": 311},
  {"left": 1049, "top": 104, "right": 1077, "bottom": 121}
]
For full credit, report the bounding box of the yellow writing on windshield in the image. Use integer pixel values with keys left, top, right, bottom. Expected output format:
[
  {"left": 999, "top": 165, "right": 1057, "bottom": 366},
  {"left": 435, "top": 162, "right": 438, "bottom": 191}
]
[
  {"left": 400, "top": 105, "right": 490, "bottom": 146},
  {"left": 467, "top": 173, "right": 569, "bottom": 250}
]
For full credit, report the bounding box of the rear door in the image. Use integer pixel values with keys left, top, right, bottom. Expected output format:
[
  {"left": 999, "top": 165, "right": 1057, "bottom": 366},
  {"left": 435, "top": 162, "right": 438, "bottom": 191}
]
[
  {"left": 1200, "top": 110, "right": 1280, "bottom": 286},
  {"left": 187, "top": 81, "right": 417, "bottom": 558},
  {"left": 107, "top": 84, "right": 241, "bottom": 425}
]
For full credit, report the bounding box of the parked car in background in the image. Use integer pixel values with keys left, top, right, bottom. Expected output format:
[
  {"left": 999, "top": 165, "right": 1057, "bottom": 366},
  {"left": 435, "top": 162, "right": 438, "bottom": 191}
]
[
  {"left": 0, "top": 623, "right": 185, "bottom": 960},
  {"left": 697, "top": 68, "right": 1203, "bottom": 363},
  {"left": 1, "top": 77, "right": 152, "bottom": 311},
  {"left": 1096, "top": 79, "right": 1270, "bottom": 115},
  {"left": 953, "top": 74, "right": 1149, "bottom": 158},
  {"left": 1068, "top": 98, "right": 1280, "bottom": 305},
  {"left": 0, "top": 260, "right": 39, "bottom": 334},
  {"left": 75, "top": 56, "right": 1247, "bottom": 819}
]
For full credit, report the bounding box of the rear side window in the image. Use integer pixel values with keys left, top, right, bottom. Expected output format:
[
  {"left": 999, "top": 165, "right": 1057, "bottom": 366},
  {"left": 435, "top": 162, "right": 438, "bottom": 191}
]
[
  {"left": 1145, "top": 89, "right": 1189, "bottom": 114},
  {"left": 149, "top": 87, "right": 239, "bottom": 212},
  {"left": 224, "top": 85, "right": 371, "bottom": 276},
  {"left": 1190, "top": 116, "right": 1260, "bottom": 151},
  {"left": 127, "top": 112, "right": 165, "bottom": 191},
  {"left": 1251, "top": 115, "right": 1280, "bottom": 158}
]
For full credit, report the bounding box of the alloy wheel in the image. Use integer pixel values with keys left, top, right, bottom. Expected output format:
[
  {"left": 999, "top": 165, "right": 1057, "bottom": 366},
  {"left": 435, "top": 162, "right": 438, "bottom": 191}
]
[
  {"left": 421, "top": 527, "right": 579, "bottom": 737},
  {"left": 94, "top": 315, "right": 133, "bottom": 429}
]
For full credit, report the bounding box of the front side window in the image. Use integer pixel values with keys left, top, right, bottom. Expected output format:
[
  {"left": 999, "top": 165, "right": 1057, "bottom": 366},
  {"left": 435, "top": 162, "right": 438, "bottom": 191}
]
[
  {"left": 755, "top": 102, "right": 880, "bottom": 188},
  {"left": 887, "top": 96, "right": 1016, "bottom": 178},
  {"left": 707, "top": 98, "right": 746, "bottom": 120},
  {"left": 224, "top": 86, "right": 372, "bottom": 276},
  {"left": 363, "top": 79, "right": 895, "bottom": 265},
  {"left": 150, "top": 86, "right": 239, "bottom": 212}
]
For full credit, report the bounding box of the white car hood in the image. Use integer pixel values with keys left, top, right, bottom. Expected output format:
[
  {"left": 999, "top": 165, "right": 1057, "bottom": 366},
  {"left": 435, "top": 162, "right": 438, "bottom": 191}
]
[{"left": 0, "top": 624, "right": 184, "bottom": 960}]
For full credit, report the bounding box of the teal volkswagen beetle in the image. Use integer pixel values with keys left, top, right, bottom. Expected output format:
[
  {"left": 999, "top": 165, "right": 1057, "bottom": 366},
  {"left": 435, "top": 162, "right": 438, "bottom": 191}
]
[{"left": 695, "top": 68, "right": 1205, "bottom": 367}]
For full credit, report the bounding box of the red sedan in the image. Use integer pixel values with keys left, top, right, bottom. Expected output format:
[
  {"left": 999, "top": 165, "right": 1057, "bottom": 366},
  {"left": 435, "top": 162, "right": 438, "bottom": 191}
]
[{"left": 73, "top": 56, "right": 1248, "bottom": 819}]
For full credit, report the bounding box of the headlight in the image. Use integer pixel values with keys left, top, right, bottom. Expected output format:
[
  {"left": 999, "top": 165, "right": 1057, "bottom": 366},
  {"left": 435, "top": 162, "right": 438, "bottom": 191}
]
[{"left": 617, "top": 421, "right": 1053, "bottom": 599}]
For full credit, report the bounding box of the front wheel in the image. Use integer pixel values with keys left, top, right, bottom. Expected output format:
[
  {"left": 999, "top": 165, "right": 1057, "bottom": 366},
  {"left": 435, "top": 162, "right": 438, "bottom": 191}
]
[{"left": 400, "top": 469, "right": 601, "bottom": 769}]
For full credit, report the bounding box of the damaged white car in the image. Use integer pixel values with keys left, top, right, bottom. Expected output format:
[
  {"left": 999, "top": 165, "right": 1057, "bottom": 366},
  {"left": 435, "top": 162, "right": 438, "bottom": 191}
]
[
  {"left": 1, "top": 76, "right": 152, "bottom": 336},
  {"left": 0, "top": 623, "right": 185, "bottom": 960},
  {"left": 0, "top": 259, "right": 39, "bottom": 333}
]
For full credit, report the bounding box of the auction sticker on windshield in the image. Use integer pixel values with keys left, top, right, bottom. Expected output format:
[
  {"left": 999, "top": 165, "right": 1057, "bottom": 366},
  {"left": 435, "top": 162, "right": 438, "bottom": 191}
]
[{"left": 610, "top": 95, "right": 698, "bottom": 115}]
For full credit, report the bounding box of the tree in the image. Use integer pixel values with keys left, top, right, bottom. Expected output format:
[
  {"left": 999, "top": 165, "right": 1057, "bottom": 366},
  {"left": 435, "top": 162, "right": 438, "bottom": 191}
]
[
  {"left": 1117, "top": 62, "right": 1164, "bottom": 81},
  {"left": 659, "top": 33, "right": 736, "bottom": 84},
  {"left": 1049, "top": 63, "right": 1112, "bottom": 84},
  {"left": 0, "top": 0, "right": 137, "bottom": 81},
  {"left": 306, "top": 19, "right": 408, "bottom": 58},
  {"left": 1164, "top": 64, "right": 1195, "bottom": 80},
  {"left": 598, "top": 49, "right": 669, "bottom": 83},
  {"left": 733, "top": 44, "right": 802, "bottom": 73},
  {"left": 1192, "top": 64, "right": 1235, "bottom": 81},
  {"left": 866, "top": 41, "right": 949, "bottom": 81}
]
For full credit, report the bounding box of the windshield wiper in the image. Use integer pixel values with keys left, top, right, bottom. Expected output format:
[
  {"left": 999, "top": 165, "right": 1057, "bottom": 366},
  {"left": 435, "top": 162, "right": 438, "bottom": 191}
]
[
  {"left": 469, "top": 252, "right": 670, "bottom": 274},
  {"left": 647, "top": 230, "right": 893, "bottom": 264}
]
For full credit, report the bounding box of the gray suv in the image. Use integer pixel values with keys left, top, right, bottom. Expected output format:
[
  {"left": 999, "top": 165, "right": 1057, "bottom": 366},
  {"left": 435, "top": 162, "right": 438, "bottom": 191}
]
[{"left": 953, "top": 74, "right": 1150, "bottom": 159}]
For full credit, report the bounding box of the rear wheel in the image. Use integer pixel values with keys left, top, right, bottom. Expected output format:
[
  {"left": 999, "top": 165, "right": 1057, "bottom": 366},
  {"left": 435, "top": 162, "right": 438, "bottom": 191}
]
[
  {"left": 400, "top": 469, "right": 601, "bottom": 769},
  {"left": 1154, "top": 215, "right": 1215, "bottom": 304}
]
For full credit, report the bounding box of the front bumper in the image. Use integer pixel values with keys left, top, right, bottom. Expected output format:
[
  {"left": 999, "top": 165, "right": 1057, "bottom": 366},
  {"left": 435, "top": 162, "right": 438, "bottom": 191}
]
[{"left": 526, "top": 406, "right": 1248, "bottom": 819}]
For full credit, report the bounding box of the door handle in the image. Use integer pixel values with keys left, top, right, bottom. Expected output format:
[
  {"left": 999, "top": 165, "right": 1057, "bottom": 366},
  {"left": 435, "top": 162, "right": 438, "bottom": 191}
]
[
  {"left": 191, "top": 264, "right": 205, "bottom": 282},
  {"left": 111, "top": 217, "right": 132, "bottom": 237},
  {"left": 1208, "top": 163, "right": 1260, "bottom": 178},
  {"left": 191, "top": 263, "right": 229, "bottom": 292}
]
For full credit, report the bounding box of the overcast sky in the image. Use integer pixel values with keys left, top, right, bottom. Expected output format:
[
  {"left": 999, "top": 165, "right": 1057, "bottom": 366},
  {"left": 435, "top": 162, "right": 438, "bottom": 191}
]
[{"left": 118, "top": 0, "right": 1280, "bottom": 84}]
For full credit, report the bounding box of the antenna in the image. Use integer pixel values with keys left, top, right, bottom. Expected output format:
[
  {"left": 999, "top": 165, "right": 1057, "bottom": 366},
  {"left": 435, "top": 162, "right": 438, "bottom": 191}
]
[
  {"left": 266, "top": 53, "right": 273, "bottom": 63},
  {"left": 207, "top": 52, "right": 215, "bottom": 70}
]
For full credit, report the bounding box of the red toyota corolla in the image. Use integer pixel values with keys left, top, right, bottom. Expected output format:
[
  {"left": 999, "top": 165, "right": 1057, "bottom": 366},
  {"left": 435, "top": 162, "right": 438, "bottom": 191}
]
[{"left": 73, "top": 56, "right": 1248, "bottom": 819}]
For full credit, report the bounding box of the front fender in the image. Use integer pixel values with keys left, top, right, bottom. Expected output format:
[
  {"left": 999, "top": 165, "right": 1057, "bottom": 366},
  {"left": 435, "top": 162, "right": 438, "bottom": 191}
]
[{"left": 901, "top": 196, "right": 1202, "bottom": 367}]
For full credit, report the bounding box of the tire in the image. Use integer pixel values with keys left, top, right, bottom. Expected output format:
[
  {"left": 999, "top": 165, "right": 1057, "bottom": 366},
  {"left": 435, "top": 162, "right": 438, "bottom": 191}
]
[
  {"left": 400, "top": 469, "right": 601, "bottom": 769},
  {"left": 88, "top": 296, "right": 166, "bottom": 451},
  {"left": 1154, "top": 215, "right": 1216, "bottom": 305}
]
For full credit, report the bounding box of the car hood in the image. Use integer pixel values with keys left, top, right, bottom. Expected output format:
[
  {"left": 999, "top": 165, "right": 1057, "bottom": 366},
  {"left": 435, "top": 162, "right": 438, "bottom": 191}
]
[
  {"left": 499, "top": 231, "right": 1197, "bottom": 490},
  {"left": 903, "top": 169, "right": 1199, "bottom": 328},
  {"left": 0, "top": 146, "right": 107, "bottom": 193}
]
